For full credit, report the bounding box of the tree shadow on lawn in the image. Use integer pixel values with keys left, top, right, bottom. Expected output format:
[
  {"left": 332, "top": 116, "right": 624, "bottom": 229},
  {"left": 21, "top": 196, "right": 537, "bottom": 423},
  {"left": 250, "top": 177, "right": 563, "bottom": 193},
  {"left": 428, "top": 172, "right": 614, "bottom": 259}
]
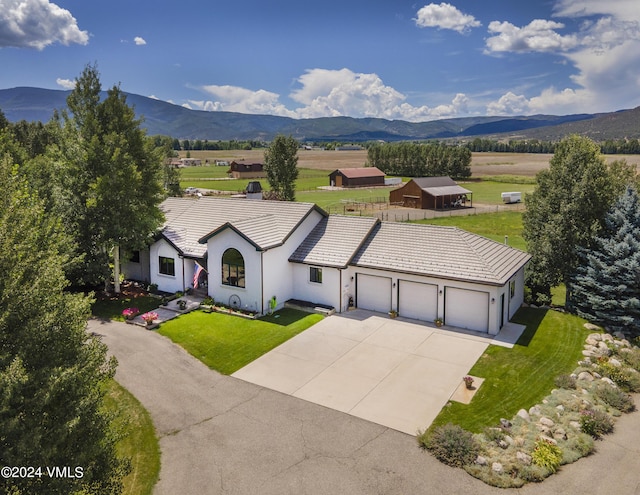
[
  {"left": 258, "top": 308, "right": 312, "bottom": 326},
  {"left": 512, "top": 307, "right": 548, "bottom": 347}
]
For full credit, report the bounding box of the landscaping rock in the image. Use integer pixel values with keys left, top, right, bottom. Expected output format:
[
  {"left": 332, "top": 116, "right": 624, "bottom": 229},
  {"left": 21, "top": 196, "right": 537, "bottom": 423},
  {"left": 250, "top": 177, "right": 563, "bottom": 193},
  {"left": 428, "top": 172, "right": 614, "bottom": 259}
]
[
  {"left": 556, "top": 404, "right": 565, "bottom": 413},
  {"left": 492, "top": 462, "right": 504, "bottom": 474},
  {"left": 553, "top": 428, "right": 567, "bottom": 441},
  {"left": 476, "top": 455, "right": 488, "bottom": 466},
  {"left": 569, "top": 421, "right": 581, "bottom": 429},
  {"left": 517, "top": 409, "right": 531, "bottom": 422},
  {"left": 601, "top": 377, "right": 617, "bottom": 387},
  {"left": 504, "top": 435, "right": 514, "bottom": 446},
  {"left": 529, "top": 405, "right": 542, "bottom": 416},
  {"left": 609, "top": 358, "right": 622, "bottom": 367},
  {"left": 578, "top": 371, "right": 595, "bottom": 381},
  {"left": 539, "top": 417, "right": 555, "bottom": 427},
  {"left": 602, "top": 333, "right": 614, "bottom": 342},
  {"left": 586, "top": 329, "right": 602, "bottom": 337},
  {"left": 582, "top": 349, "right": 596, "bottom": 357},
  {"left": 517, "top": 451, "right": 532, "bottom": 465},
  {"left": 498, "top": 440, "right": 509, "bottom": 449}
]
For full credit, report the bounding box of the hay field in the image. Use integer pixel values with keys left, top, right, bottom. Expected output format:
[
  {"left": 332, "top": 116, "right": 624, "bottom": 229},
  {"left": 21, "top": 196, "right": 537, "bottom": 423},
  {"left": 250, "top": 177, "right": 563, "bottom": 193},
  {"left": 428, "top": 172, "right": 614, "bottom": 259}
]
[{"left": 181, "top": 150, "right": 640, "bottom": 177}]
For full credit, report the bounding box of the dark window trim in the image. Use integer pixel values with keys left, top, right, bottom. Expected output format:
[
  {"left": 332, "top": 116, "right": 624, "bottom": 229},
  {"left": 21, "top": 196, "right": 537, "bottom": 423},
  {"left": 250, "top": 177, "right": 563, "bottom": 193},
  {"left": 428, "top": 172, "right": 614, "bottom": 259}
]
[
  {"left": 310, "top": 266, "right": 323, "bottom": 284},
  {"left": 159, "top": 256, "right": 175, "bottom": 276}
]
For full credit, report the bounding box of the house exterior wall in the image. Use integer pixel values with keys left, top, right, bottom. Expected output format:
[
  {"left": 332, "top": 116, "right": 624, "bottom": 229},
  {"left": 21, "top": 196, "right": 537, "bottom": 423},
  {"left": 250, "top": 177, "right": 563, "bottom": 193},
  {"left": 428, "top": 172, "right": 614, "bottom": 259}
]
[
  {"left": 230, "top": 171, "right": 267, "bottom": 179},
  {"left": 121, "top": 248, "right": 151, "bottom": 283},
  {"left": 261, "top": 210, "right": 325, "bottom": 313},
  {"left": 150, "top": 239, "right": 185, "bottom": 294},
  {"left": 291, "top": 264, "right": 343, "bottom": 310},
  {"left": 205, "top": 229, "right": 262, "bottom": 313}
]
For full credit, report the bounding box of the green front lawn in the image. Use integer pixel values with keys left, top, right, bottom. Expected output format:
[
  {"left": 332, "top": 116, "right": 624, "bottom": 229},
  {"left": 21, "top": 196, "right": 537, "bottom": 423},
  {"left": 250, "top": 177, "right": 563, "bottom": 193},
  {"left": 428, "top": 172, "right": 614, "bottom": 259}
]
[
  {"left": 158, "top": 308, "right": 324, "bottom": 375},
  {"left": 429, "top": 308, "right": 591, "bottom": 433},
  {"left": 104, "top": 380, "right": 160, "bottom": 495}
]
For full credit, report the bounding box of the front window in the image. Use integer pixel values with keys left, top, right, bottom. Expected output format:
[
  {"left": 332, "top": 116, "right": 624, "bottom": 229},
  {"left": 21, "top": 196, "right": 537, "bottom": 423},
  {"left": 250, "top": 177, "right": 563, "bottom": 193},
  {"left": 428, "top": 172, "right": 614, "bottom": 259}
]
[
  {"left": 310, "top": 267, "right": 323, "bottom": 284},
  {"left": 159, "top": 256, "right": 175, "bottom": 276},
  {"left": 222, "top": 248, "right": 245, "bottom": 287}
]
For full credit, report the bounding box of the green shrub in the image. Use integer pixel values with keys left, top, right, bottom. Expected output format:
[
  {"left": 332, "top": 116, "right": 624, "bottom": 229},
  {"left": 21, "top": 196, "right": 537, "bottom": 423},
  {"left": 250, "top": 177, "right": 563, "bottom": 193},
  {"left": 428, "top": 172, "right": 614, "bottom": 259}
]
[
  {"left": 621, "top": 348, "right": 640, "bottom": 371},
  {"left": 419, "top": 424, "right": 480, "bottom": 468},
  {"left": 580, "top": 409, "right": 614, "bottom": 438},
  {"left": 595, "top": 383, "right": 636, "bottom": 412},
  {"left": 554, "top": 374, "right": 577, "bottom": 389},
  {"left": 531, "top": 438, "right": 562, "bottom": 473},
  {"left": 597, "top": 362, "right": 640, "bottom": 392}
]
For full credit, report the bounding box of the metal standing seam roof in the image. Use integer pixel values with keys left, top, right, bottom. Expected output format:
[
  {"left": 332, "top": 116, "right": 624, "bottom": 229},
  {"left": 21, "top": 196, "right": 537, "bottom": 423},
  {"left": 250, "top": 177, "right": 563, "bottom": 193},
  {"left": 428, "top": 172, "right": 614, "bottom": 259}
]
[
  {"left": 334, "top": 167, "right": 385, "bottom": 178},
  {"left": 351, "top": 222, "right": 531, "bottom": 286},
  {"left": 422, "top": 185, "right": 472, "bottom": 196},
  {"left": 289, "top": 215, "right": 379, "bottom": 267},
  {"left": 159, "top": 197, "right": 322, "bottom": 257}
]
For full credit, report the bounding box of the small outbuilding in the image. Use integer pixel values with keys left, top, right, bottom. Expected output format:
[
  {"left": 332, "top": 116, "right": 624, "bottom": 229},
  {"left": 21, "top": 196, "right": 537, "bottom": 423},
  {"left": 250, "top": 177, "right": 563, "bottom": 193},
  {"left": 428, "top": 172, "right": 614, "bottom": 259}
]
[
  {"left": 390, "top": 176, "right": 472, "bottom": 210},
  {"left": 228, "top": 161, "right": 266, "bottom": 179},
  {"left": 329, "top": 167, "right": 385, "bottom": 188}
]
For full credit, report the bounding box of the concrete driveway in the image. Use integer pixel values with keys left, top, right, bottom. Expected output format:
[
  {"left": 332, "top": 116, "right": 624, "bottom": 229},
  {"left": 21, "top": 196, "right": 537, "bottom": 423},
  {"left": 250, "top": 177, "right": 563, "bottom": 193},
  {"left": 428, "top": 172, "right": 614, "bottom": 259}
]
[{"left": 232, "top": 310, "right": 519, "bottom": 435}]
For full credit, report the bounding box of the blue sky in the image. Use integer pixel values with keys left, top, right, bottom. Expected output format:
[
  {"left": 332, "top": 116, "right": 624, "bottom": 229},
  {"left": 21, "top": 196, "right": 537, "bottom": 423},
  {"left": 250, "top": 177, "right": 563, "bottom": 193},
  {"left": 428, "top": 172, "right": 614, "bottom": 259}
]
[{"left": 1, "top": 0, "right": 639, "bottom": 121}]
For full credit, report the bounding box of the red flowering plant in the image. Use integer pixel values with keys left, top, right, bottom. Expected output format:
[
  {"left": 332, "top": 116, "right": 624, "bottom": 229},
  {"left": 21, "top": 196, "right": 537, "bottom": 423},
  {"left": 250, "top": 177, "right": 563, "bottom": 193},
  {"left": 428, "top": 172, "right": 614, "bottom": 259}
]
[
  {"left": 141, "top": 311, "right": 159, "bottom": 324},
  {"left": 122, "top": 307, "right": 140, "bottom": 320}
]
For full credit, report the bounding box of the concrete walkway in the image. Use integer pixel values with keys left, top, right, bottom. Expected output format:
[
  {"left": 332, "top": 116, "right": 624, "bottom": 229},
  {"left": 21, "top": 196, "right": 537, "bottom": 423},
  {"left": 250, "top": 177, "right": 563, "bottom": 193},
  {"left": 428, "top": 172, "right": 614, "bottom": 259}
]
[
  {"left": 232, "top": 312, "right": 491, "bottom": 434},
  {"left": 90, "top": 318, "right": 640, "bottom": 495}
]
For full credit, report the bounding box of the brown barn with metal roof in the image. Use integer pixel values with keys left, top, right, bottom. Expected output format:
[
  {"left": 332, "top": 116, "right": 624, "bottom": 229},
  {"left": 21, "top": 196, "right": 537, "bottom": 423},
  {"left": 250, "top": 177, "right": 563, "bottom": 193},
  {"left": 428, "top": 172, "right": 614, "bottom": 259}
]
[
  {"left": 389, "top": 176, "right": 472, "bottom": 210},
  {"left": 228, "top": 161, "right": 266, "bottom": 179},
  {"left": 329, "top": 167, "right": 385, "bottom": 187}
]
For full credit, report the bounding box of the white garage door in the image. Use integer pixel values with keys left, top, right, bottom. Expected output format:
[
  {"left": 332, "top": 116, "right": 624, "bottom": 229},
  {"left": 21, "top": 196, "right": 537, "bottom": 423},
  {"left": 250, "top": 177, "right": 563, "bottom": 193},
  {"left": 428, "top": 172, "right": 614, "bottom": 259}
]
[
  {"left": 356, "top": 274, "right": 392, "bottom": 313},
  {"left": 398, "top": 280, "right": 438, "bottom": 322},
  {"left": 445, "top": 287, "right": 489, "bottom": 332}
]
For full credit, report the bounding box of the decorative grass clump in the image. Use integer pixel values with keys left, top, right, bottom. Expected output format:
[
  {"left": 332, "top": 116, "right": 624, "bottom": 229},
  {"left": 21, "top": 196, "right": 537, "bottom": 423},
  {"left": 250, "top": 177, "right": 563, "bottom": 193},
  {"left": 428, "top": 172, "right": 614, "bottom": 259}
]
[
  {"left": 531, "top": 438, "right": 562, "bottom": 473},
  {"left": 418, "top": 424, "right": 479, "bottom": 468}
]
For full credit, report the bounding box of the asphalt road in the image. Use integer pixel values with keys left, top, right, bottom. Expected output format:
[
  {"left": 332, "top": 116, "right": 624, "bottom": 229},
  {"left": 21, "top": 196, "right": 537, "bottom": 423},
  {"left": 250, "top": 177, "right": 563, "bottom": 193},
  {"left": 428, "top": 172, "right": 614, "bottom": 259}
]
[{"left": 89, "top": 318, "right": 640, "bottom": 495}]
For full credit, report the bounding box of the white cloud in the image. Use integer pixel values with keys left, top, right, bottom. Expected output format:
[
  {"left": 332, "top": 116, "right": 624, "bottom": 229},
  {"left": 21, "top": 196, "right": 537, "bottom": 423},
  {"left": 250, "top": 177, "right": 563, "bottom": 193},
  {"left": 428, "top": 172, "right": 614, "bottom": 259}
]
[
  {"left": 486, "top": 92, "right": 531, "bottom": 115},
  {"left": 484, "top": 2, "right": 640, "bottom": 115},
  {"left": 199, "top": 85, "right": 296, "bottom": 117},
  {"left": 191, "top": 69, "right": 470, "bottom": 122},
  {"left": 134, "top": 36, "right": 146, "bottom": 46},
  {"left": 414, "top": 3, "right": 481, "bottom": 34},
  {"left": 485, "top": 19, "right": 579, "bottom": 53},
  {"left": 0, "top": 0, "right": 88, "bottom": 50},
  {"left": 56, "top": 77, "right": 75, "bottom": 90}
]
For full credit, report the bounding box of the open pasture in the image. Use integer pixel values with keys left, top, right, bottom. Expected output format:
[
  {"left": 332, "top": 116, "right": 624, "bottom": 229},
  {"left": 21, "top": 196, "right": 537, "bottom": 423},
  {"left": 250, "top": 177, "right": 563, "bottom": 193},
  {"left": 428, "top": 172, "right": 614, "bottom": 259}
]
[{"left": 181, "top": 149, "right": 640, "bottom": 176}]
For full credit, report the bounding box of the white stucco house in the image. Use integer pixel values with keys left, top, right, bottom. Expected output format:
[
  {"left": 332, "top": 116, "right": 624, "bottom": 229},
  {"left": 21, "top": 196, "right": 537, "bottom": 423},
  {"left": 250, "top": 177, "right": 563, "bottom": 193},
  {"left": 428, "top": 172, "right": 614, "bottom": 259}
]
[{"left": 122, "top": 196, "right": 531, "bottom": 335}]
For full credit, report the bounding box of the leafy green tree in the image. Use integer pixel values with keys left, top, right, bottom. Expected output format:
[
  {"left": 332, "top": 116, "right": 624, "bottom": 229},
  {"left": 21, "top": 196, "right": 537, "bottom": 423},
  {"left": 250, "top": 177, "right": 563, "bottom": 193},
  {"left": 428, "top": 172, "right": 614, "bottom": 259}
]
[
  {"left": 264, "top": 134, "right": 299, "bottom": 201},
  {"left": 55, "top": 64, "right": 165, "bottom": 292},
  {"left": 570, "top": 186, "right": 640, "bottom": 335},
  {"left": 523, "top": 135, "right": 633, "bottom": 306},
  {"left": 0, "top": 159, "right": 129, "bottom": 494}
]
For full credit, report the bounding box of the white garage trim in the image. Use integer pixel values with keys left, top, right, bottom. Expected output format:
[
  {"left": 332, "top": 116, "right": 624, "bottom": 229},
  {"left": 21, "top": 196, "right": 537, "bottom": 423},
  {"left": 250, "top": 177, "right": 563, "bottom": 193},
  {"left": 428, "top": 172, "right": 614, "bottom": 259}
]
[
  {"left": 445, "top": 287, "right": 489, "bottom": 332},
  {"left": 356, "top": 274, "right": 392, "bottom": 313},
  {"left": 398, "top": 280, "right": 438, "bottom": 322}
]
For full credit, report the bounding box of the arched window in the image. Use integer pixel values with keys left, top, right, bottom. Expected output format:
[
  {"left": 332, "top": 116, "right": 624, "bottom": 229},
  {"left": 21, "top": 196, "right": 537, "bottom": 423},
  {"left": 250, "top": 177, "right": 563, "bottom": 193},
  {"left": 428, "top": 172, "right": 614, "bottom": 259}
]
[{"left": 222, "top": 248, "right": 245, "bottom": 287}]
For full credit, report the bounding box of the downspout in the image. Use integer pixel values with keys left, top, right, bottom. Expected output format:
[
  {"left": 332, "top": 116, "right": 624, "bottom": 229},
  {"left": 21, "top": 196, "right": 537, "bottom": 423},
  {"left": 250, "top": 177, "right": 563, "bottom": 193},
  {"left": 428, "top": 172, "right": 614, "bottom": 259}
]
[
  {"left": 339, "top": 269, "right": 342, "bottom": 312},
  {"left": 181, "top": 256, "right": 185, "bottom": 292},
  {"left": 260, "top": 251, "right": 264, "bottom": 315}
]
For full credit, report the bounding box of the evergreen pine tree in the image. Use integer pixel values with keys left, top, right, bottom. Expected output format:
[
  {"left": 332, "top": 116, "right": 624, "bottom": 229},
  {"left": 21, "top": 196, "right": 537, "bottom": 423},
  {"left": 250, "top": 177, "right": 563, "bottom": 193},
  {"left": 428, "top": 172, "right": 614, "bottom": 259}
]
[{"left": 571, "top": 186, "right": 640, "bottom": 335}]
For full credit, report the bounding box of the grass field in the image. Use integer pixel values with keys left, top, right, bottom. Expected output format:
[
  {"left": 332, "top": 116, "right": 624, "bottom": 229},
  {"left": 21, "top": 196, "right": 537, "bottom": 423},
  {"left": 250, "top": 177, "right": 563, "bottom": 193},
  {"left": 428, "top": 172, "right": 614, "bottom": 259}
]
[
  {"left": 158, "top": 308, "right": 323, "bottom": 375},
  {"left": 104, "top": 380, "right": 160, "bottom": 495},
  {"left": 414, "top": 211, "right": 526, "bottom": 251},
  {"left": 429, "top": 308, "right": 591, "bottom": 433}
]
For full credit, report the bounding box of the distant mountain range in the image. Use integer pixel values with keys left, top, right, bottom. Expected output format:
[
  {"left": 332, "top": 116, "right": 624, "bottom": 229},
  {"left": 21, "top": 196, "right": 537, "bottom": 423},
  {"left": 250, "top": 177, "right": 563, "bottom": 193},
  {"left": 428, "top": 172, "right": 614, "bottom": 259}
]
[{"left": 1, "top": 86, "right": 638, "bottom": 142}]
